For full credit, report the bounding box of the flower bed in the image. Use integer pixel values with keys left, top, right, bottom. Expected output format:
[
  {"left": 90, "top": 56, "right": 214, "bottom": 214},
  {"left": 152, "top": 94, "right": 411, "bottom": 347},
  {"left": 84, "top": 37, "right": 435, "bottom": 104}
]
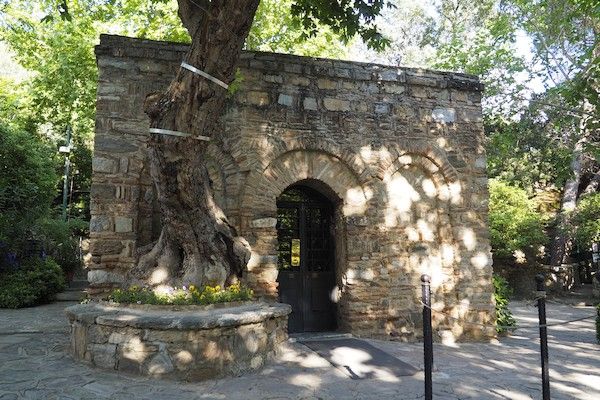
[
  {"left": 108, "top": 283, "right": 253, "bottom": 306},
  {"left": 65, "top": 301, "right": 291, "bottom": 380}
]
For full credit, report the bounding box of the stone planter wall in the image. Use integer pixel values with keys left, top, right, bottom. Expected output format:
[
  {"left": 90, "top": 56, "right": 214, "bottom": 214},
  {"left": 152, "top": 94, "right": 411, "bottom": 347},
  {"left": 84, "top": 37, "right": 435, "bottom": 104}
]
[{"left": 65, "top": 302, "right": 291, "bottom": 380}]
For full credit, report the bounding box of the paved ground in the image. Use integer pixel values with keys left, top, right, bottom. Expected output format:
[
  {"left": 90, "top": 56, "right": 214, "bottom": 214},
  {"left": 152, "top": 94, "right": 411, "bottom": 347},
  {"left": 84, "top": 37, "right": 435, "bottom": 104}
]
[{"left": 0, "top": 300, "right": 598, "bottom": 399}]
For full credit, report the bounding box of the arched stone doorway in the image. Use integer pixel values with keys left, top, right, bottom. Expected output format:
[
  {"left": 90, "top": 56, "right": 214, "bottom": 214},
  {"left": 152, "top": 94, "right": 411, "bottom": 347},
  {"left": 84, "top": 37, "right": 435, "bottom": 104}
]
[{"left": 276, "top": 181, "right": 338, "bottom": 333}]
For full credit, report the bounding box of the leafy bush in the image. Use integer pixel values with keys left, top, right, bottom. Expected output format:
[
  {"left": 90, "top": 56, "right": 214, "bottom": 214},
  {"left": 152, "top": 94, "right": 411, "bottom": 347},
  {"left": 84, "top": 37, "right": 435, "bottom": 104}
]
[
  {"left": 0, "top": 257, "right": 66, "bottom": 308},
  {"left": 0, "top": 124, "right": 58, "bottom": 246},
  {"left": 573, "top": 193, "right": 600, "bottom": 250},
  {"left": 489, "top": 179, "right": 547, "bottom": 261},
  {"left": 109, "top": 283, "right": 254, "bottom": 306},
  {"left": 493, "top": 274, "right": 516, "bottom": 334},
  {"left": 0, "top": 122, "right": 59, "bottom": 270},
  {"left": 34, "top": 218, "right": 87, "bottom": 274}
]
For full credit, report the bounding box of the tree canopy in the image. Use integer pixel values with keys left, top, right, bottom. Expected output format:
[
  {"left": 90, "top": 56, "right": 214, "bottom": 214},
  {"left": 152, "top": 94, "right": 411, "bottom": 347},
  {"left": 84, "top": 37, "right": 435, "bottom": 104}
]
[{"left": 0, "top": 0, "right": 598, "bottom": 280}]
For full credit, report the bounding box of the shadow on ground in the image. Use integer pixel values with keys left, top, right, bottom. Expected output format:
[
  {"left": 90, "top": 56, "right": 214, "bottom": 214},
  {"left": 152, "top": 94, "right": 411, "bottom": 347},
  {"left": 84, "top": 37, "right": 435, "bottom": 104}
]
[{"left": 0, "top": 300, "right": 598, "bottom": 399}]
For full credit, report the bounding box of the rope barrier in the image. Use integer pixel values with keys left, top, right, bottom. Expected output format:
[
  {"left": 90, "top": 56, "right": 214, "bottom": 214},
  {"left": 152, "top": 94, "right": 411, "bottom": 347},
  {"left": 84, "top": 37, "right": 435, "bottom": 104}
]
[{"left": 419, "top": 301, "right": 597, "bottom": 331}]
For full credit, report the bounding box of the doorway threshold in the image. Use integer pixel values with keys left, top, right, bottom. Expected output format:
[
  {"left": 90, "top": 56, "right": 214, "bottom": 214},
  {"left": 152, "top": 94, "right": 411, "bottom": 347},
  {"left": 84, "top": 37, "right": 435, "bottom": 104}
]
[{"left": 289, "top": 331, "right": 353, "bottom": 343}]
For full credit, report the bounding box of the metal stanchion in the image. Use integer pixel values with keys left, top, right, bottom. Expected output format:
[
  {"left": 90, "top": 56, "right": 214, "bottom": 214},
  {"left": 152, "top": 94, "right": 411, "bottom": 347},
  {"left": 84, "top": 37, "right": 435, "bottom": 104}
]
[
  {"left": 421, "top": 274, "right": 433, "bottom": 400},
  {"left": 536, "top": 274, "right": 551, "bottom": 400}
]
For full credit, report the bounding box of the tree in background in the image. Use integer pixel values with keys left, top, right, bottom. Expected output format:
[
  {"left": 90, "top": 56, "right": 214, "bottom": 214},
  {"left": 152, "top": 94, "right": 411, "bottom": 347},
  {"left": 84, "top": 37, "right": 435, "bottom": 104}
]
[
  {"left": 1, "top": 1, "right": 98, "bottom": 219},
  {"left": 0, "top": 123, "right": 58, "bottom": 259},
  {"left": 573, "top": 193, "right": 600, "bottom": 251},
  {"left": 2, "top": 0, "right": 391, "bottom": 288},
  {"left": 488, "top": 179, "right": 547, "bottom": 263},
  {"left": 486, "top": 117, "right": 572, "bottom": 196},
  {"left": 247, "top": 0, "right": 347, "bottom": 58},
  {"left": 0, "top": 0, "right": 352, "bottom": 221},
  {"left": 500, "top": 0, "right": 599, "bottom": 265}
]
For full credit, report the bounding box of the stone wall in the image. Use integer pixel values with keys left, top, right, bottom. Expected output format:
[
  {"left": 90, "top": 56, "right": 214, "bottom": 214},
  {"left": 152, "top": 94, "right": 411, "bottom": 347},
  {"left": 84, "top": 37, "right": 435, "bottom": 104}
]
[
  {"left": 90, "top": 34, "right": 495, "bottom": 341},
  {"left": 66, "top": 302, "right": 291, "bottom": 380}
]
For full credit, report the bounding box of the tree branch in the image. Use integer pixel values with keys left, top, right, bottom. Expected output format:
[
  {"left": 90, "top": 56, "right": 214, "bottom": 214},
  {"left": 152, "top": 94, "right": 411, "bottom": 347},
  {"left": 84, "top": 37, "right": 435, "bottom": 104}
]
[
  {"left": 536, "top": 32, "right": 572, "bottom": 82},
  {"left": 177, "top": 0, "right": 210, "bottom": 37}
]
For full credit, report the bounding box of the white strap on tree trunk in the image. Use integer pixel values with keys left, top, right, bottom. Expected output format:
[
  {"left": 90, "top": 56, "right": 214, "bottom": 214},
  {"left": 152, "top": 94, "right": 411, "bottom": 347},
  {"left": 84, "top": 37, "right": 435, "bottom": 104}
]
[
  {"left": 149, "top": 128, "right": 210, "bottom": 141},
  {"left": 180, "top": 61, "right": 229, "bottom": 90}
]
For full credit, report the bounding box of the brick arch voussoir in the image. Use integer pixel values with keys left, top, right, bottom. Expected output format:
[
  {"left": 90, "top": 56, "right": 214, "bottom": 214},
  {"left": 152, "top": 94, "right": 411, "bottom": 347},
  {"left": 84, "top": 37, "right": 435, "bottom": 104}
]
[
  {"left": 382, "top": 141, "right": 459, "bottom": 184},
  {"left": 204, "top": 143, "right": 242, "bottom": 212},
  {"left": 240, "top": 149, "right": 367, "bottom": 222},
  {"left": 382, "top": 144, "right": 462, "bottom": 209},
  {"left": 234, "top": 134, "right": 371, "bottom": 182}
]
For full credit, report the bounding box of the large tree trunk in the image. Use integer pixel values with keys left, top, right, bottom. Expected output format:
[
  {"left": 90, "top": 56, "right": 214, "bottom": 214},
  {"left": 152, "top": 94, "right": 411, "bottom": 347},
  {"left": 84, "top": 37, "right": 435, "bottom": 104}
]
[
  {"left": 548, "top": 97, "right": 594, "bottom": 266},
  {"left": 129, "top": 0, "right": 260, "bottom": 287},
  {"left": 549, "top": 145, "right": 583, "bottom": 266}
]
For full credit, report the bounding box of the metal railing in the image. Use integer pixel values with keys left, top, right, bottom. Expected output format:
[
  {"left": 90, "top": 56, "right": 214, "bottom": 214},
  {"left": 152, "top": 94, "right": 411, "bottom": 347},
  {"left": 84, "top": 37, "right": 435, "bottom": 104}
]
[{"left": 420, "top": 273, "right": 597, "bottom": 400}]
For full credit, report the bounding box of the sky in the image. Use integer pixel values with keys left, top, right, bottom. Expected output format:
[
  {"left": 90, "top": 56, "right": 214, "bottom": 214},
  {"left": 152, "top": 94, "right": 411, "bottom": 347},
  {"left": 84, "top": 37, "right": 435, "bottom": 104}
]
[
  {"left": 346, "top": 0, "right": 547, "bottom": 108},
  {"left": 0, "top": 0, "right": 546, "bottom": 100},
  {"left": 0, "top": 42, "right": 30, "bottom": 82}
]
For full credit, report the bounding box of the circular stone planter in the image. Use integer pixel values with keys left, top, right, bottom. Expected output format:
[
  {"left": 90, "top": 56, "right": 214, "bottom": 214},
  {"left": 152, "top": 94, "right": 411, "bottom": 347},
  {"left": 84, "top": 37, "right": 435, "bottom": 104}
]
[{"left": 65, "top": 301, "right": 291, "bottom": 380}]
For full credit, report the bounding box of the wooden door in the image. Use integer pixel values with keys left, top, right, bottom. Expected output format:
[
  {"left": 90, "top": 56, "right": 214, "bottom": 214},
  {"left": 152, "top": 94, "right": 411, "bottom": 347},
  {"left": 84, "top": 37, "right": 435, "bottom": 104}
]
[{"left": 276, "top": 186, "right": 337, "bottom": 333}]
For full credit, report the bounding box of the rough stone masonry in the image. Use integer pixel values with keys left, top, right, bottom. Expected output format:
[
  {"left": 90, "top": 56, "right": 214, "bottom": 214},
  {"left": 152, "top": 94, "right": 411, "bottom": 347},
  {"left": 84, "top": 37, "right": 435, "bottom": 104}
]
[{"left": 89, "top": 34, "right": 495, "bottom": 342}]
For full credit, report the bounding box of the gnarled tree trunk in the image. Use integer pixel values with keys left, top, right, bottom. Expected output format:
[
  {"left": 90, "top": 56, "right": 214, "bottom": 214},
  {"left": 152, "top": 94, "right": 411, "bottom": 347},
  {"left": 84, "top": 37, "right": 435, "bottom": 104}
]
[
  {"left": 129, "top": 0, "right": 260, "bottom": 287},
  {"left": 548, "top": 98, "right": 594, "bottom": 266},
  {"left": 548, "top": 145, "right": 583, "bottom": 266}
]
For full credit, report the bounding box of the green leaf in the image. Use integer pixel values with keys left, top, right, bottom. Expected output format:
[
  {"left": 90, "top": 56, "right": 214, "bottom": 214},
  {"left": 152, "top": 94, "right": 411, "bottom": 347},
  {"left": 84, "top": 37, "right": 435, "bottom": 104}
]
[{"left": 40, "top": 14, "right": 54, "bottom": 23}]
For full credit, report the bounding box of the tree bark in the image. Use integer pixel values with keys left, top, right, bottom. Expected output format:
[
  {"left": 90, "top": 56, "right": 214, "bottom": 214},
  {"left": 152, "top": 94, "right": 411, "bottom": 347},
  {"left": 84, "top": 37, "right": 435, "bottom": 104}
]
[
  {"left": 582, "top": 170, "right": 600, "bottom": 197},
  {"left": 548, "top": 99, "right": 592, "bottom": 266},
  {"left": 130, "top": 0, "right": 260, "bottom": 287},
  {"left": 548, "top": 146, "right": 583, "bottom": 266}
]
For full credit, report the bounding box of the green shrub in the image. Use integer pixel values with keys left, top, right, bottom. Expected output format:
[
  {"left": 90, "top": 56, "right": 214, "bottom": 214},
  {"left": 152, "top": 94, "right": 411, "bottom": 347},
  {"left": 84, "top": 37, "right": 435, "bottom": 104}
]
[
  {"left": 573, "top": 193, "right": 600, "bottom": 250},
  {"left": 109, "top": 283, "right": 254, "bottom": 306},
  {"left": 0, "top": 123, "right": 58, "bottom": 249},
  {"left": 34, "top": 218, "right": 87, "bottom": 274},
  {"left": 493, "top": 274, "right": 516, "bottom": 334},
  {"left": 0, "top": 257, "right": 66, "bottom": 308},
  {"left": 489, "top": 179, "right": 547, "bottom": 261}
]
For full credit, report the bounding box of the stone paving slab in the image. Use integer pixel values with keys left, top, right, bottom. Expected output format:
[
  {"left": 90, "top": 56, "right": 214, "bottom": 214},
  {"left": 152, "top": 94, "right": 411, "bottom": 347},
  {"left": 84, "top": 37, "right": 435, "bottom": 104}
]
[{"left": 0, "top": 300, "right": 598, "bottom": 399}]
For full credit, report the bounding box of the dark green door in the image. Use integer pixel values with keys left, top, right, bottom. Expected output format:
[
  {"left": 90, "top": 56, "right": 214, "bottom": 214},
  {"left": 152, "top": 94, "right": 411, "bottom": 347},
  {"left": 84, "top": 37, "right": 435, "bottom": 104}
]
[{"left": 276, "top": 185, "right": 337, "bottom": 333}]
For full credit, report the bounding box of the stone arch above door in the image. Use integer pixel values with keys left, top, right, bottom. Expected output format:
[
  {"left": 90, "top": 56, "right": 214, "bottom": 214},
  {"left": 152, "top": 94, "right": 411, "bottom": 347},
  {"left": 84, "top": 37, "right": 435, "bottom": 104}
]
[
  {"left": 241, "top": 149, "right": 369, "bottom": 299},
  {"left": 240, "top": 149, "right": 370, "bottom": 223}
]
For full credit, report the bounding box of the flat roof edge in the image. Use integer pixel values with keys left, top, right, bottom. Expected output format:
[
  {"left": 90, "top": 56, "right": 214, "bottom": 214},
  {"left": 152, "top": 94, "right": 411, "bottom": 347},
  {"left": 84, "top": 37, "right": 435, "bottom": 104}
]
[{"left": 96, "top": 34, "right": 483, "bottom": 91}]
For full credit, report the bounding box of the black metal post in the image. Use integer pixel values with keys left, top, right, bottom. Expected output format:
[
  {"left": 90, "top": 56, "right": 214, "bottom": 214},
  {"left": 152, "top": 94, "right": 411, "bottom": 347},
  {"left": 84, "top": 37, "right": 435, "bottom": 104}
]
[
  {"left": 421, "top": 274, "right": 433, "bottom": 400},
  {"left": 536, "top": 274, "right": 550, "bottom": 400}
]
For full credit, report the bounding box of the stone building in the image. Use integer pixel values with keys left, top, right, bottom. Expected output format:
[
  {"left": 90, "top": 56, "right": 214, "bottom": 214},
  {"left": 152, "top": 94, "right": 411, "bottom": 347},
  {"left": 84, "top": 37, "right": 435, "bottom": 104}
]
[{"left": 89, "top": 34, "right": 495, "bottom": 341}]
